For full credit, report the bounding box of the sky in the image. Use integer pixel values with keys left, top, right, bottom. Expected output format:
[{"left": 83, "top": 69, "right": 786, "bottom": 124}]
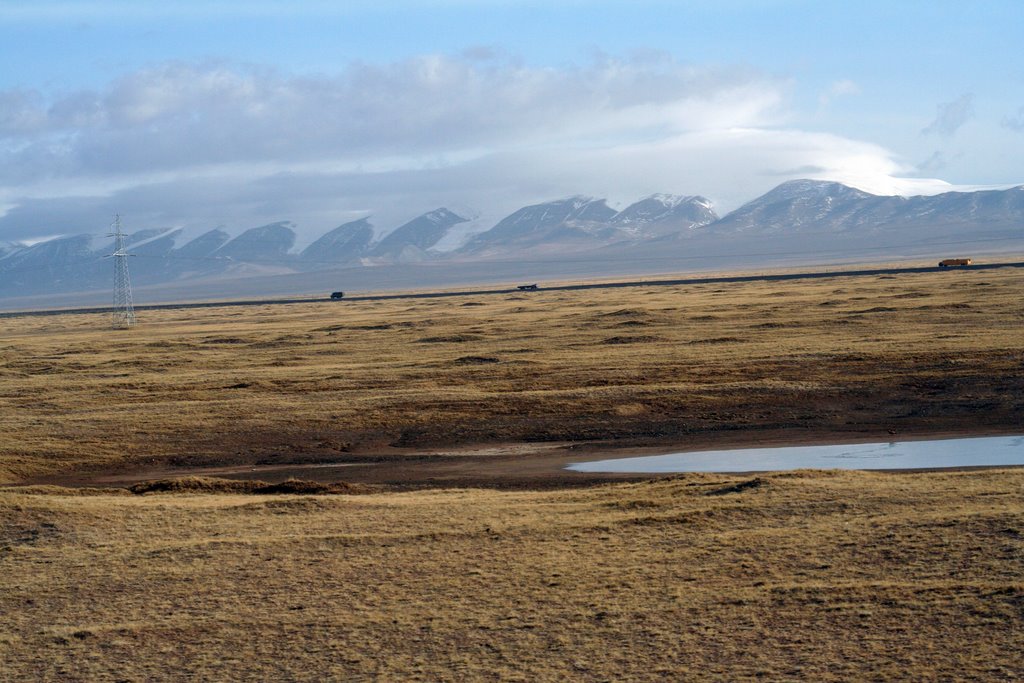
[{"left": 1, "top": 0, "right": 1022, "bottom": 247}]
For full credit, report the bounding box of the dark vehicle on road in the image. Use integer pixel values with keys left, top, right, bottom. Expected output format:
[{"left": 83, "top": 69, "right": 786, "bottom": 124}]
[
  {"left": 330, "top": 291, "right": 345, "bottom": 299},
  {"left": 517, "top": 284, "right": 539, "bottom": 291},
  {"left": 938, "top": 258, "right": 972, "bottom": 267}
]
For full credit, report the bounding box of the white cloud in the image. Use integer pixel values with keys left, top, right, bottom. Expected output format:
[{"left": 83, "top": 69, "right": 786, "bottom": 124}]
[
  {"left": 0, "top": 56, "right": 783, "bottom": 184},
  {"left": 818, "top": 79, "right": 860, "bottom": 106},
  {"left": 922, "top": 93, "right": 974, "bottom": 137},
  {"left": 1003, "top": 106, "right": 1024, "bottom": 132},
  {"left": 0, "top": 54, "right": 991, "bottom": 243}
]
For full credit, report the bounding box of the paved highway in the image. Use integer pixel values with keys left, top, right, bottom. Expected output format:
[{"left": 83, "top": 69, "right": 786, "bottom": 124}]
[{"left": 3, "top": 260, "right": 1022, "bottom": 319}]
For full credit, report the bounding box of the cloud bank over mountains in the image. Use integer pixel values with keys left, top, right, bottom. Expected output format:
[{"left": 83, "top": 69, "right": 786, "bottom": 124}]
[
  {"left": 3, "top": 179, "right": 1022, "bottom": 309},
  {"left": 0, "top": 53, "right": 994, "bottom": 245}
]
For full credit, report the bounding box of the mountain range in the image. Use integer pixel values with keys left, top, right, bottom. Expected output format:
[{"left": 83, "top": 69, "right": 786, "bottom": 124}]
[{"left": 1, "top": 180, "right": 1022, "bottom": 305}]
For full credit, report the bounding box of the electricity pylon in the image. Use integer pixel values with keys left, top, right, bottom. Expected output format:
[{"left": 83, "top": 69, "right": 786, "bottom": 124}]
[{"left": 107, "top": 214, "right": 136, "bottom": 329}]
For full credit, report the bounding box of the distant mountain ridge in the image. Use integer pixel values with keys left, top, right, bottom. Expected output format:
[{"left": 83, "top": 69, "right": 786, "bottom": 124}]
[
  {"left": 371, "top": 208, "right": 468, "bottom": 261},
  {"left": 461, "top": 196, "right": 618, "bottom": 255},
  {"left": 1, "top": 180, "right": 1022, "bottom": 301},
  {"left": 710, "top": 180, "right": 1024, "bottom": 236},
  {"left": 609, "top": 194, "right": 717, "bottom": 238},
  {"left": 301, "top": 218, "right": 374, "bottom": 264},
  {"left": 461, "top": 194, "right": 718, "bottom": 255}
]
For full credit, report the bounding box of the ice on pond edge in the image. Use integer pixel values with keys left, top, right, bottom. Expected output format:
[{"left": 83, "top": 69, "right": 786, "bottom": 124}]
[{"left": 567, "top": 435, "right": 1024, "bottom": 473}]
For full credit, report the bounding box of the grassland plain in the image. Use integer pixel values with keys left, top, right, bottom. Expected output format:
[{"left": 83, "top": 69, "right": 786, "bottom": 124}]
[
  {"left": 0, "top": 266, "right": 1022, "bottom": 679},
  {"left": 0, "top": 266, "right": 1022, "bottom": 485},
  {"left": 1, "top": 470, "right": 1022, "bottom": 680}
]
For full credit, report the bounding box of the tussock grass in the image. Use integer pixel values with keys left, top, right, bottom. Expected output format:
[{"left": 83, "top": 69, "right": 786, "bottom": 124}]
[
  {"left": 1, "top": 469, "right": 1021, "bottom": 679},
  {"left": 1, "top": 267, "right": 1021, "bottom": 484},
  {"left": 0, "top": 485, "right": 131, "bottom": 497}
]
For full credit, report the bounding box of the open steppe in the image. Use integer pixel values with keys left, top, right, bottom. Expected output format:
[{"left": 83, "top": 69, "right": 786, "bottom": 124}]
[
  {"left": 1, "top": 265, "right": 1022, "bottom": 679},
  {"left": 2, "top": 469, "right": 1023, "bottom": 680},
  {"left": 1, "top": 265, "right": 1022, "bottom": 486}
]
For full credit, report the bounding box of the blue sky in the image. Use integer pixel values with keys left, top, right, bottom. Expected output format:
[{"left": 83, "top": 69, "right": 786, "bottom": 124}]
[{"left": 1, "top": 0, "right": 1022, "bottom": 244}]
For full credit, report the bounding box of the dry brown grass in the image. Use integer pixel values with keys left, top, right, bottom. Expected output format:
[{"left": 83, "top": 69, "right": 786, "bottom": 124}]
[
  {"left": 1, "top": 266, "right": 1022, "bottom": 484},
  {"left": 1, "top": 469, "right": 1022, "bottom": 680},
  {"left": 1, "top": 267, "right": 1022, "bottom": 679}
]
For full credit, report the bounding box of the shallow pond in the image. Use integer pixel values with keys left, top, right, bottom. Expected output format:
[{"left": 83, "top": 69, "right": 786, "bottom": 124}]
[{"left": 567, "top": 435, "right": 1024, "bottom": 473}]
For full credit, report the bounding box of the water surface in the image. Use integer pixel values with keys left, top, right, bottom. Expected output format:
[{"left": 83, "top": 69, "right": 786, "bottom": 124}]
[{"left": 567, "top": 435, "right": 1024, "bottom": 473}]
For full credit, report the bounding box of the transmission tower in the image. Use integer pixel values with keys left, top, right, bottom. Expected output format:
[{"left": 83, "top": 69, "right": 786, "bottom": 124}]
[{"left": 107, "top": 214, "right": 136, "bottom": 328}]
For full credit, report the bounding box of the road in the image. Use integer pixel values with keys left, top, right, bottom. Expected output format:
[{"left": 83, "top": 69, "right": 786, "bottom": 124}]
[{"left": 3, "top": 260, "right": 1022, "bottom": 319}]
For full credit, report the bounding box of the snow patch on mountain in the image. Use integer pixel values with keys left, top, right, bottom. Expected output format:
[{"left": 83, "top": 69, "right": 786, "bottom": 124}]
[{"left": 3, "top": 180, "right": 1023, "bottom": 305}]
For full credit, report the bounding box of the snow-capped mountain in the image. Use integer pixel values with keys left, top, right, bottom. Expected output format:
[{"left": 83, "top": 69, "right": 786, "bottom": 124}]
[
  {"left": 215, "top": 222, "right": 296, "bottom": 261},
  {"left": 370, "top": 208, "right": 468, "bottom": 260},
  {"left": 301, "top": 218, "right": 374, "bottom": 264},
  {"left": 460, "top": 194, "right": 718, "bottom": 254},
  {"left": 710, "top": 180, "right": 1024, "bottom": 236},
  {"left": 174, "top": 229, "right": 231, "bottom": 259},
  {"left": 610, "top": 194, "right": 718, "bottom": 238},
  {"left": 460, "top": 196, "right": 618, "bottom": 255},
  {"left": 709, "top": 180, "right": 887, "bottom": 234},
  {"left": 1, "top": 180, "right": 1023, "bottom": 304},
  {"left": 0, "top": 234, "right": 99, "bottom": 295}
]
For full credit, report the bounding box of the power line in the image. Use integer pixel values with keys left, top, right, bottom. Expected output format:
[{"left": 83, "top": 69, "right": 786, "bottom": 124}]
[{"left": 106, "top": 214, "right": 136, "bottom": 329}]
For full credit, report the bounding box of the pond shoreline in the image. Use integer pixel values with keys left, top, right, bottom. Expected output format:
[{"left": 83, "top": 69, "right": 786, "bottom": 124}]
[
  {"left": 20, "top": 425, "right": 1024, "bottom": 492},
  {"left": 567, "top": 434, "right": 1024, "bottom": 474}
]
